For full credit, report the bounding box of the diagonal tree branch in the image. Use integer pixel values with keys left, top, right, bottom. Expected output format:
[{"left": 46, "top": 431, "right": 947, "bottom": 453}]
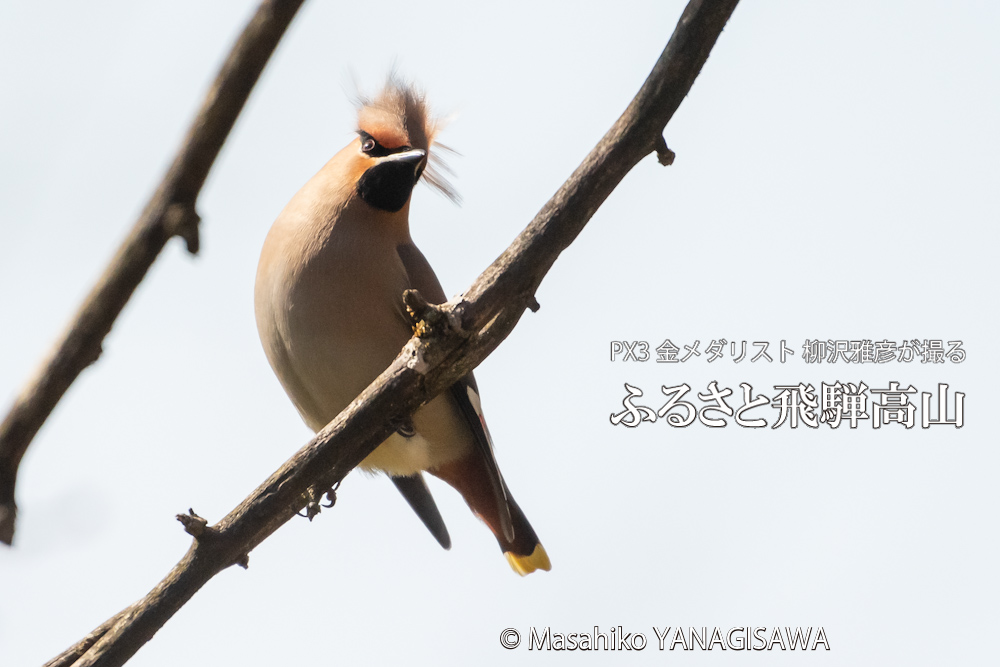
[
  {"left": 0, "top": 0, "right": 307, "bottom": 546},
  {"left": 47, "top": 0, "right": 740, "bottom": 664}
]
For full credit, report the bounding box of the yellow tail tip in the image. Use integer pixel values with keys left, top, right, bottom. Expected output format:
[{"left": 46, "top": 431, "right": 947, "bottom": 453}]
[{"left": 504, "top": 544, "right": 551, "bottom": 576}]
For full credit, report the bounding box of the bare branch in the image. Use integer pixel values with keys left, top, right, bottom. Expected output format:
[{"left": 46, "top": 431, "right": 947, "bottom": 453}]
[
  {"left": 50, "top": 0, "right": 739, "bottom": 664},
  {"left": 0, "top": 0, "right": 306, "bottom": 546},
  {"left": 43, "top": 611, "right": 127, "bottom": 667}
]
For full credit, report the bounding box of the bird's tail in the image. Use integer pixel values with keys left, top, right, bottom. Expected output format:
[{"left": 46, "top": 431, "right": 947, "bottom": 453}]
[{"left": 431, "top": 455, "right": 551, "bottom": 576}]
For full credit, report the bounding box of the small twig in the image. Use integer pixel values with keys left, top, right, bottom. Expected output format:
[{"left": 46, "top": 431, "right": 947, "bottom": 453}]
[
  {"left": 176, "top": 509, "right": 209, "bottom": 538},
  {"left": 162, "top": 203, "right": 202, "bottom": 254},
  {"left": 403, "top": 289, "right": 462, "bottom": 339},
  {"left": 655, "top": 135, "right": 676, "bottom": 166},
  {"left": 0, "top": 0, "right": 307, "bottom": 546},
  {"left": 48, "top": 1, "right": 739, "bottom": 664}
]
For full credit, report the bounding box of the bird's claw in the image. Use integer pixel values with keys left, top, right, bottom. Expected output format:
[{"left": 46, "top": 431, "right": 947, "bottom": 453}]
[
  {"left": 321, "top": 482, "right": 341, "bottom": 508},
  {"left": 297, "top": 482, "right": 340, "bottom": 520}
]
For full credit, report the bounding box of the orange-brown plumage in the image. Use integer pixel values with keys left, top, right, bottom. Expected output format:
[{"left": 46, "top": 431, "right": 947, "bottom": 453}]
[{"left": 357, "top": 81, "right": 435, "bottom": 150}]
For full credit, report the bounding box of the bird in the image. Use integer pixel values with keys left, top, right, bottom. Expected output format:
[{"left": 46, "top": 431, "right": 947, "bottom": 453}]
[{"left": 254, "top": 77, "right": 550, "bottom": 576}]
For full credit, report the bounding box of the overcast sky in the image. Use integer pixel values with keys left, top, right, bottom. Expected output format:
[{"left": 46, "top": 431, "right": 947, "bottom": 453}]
[{"left": 1, "top": 1, "right": 997, "bottom": 665}]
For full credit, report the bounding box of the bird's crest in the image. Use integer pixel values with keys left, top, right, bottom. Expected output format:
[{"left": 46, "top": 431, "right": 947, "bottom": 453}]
[{"left": 356, "top": 76, "right": 459, "bottom": 203}]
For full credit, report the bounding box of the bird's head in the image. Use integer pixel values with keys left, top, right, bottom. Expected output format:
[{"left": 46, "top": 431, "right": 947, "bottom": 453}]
[{"left": 349, "top": 78, "right": 456, "bottom": 213}]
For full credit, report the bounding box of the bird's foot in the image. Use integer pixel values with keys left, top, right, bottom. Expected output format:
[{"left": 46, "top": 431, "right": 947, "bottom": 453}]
[{"left": 297, "top": 481, "right": 341, "bottom": 521}]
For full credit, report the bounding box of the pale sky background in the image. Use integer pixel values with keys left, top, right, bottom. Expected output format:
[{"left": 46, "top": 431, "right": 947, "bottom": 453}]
[{"left": 1, "top": 1, "right": 998, "bottom": 665}]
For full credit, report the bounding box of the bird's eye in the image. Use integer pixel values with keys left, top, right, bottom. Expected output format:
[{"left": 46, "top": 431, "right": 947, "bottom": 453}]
[{"left": 362, "top": 137, "right": 376, "bottom": 153}]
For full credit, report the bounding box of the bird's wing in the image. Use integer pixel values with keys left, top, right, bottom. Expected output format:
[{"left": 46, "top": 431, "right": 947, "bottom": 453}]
[
  {"left": 396, "top": 242, "right": 515, "bottom": 542},
  {"left": 395, "top": 241, "right": 449, "bottom": 303},
  {"left": 446, "top": 378, "right": 514, "bottom": 541},
  {"left": 390, "top": 473, "right": 451, "bottom": 549}
]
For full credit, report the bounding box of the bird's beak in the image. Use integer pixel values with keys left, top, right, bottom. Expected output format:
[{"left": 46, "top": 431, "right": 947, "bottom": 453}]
[{"left": 381, "top": 148, "right": 427, "bottom": 183}]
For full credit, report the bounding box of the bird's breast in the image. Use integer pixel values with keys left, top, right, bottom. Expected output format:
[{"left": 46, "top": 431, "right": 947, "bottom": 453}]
[{"left": 256, "top": 209, "right": 410, "bottom": 430}]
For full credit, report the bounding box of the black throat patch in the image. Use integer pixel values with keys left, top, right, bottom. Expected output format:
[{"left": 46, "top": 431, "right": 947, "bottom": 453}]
[{"left": 357, "top": 159, "right": 419, "bottom": 212}]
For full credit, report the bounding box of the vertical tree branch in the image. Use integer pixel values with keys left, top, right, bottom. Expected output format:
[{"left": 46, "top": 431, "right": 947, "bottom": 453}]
[
  {"left": 0, "top": 0, "right": 307, "bottom": 546},
  {"left": 48, "top": 1, "right": 740, "bottom": 665}
]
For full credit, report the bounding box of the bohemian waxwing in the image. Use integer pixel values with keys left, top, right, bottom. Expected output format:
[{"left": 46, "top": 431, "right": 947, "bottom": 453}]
[{"left": 254, "top": 78, "right": 550, "bottom": 576}]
